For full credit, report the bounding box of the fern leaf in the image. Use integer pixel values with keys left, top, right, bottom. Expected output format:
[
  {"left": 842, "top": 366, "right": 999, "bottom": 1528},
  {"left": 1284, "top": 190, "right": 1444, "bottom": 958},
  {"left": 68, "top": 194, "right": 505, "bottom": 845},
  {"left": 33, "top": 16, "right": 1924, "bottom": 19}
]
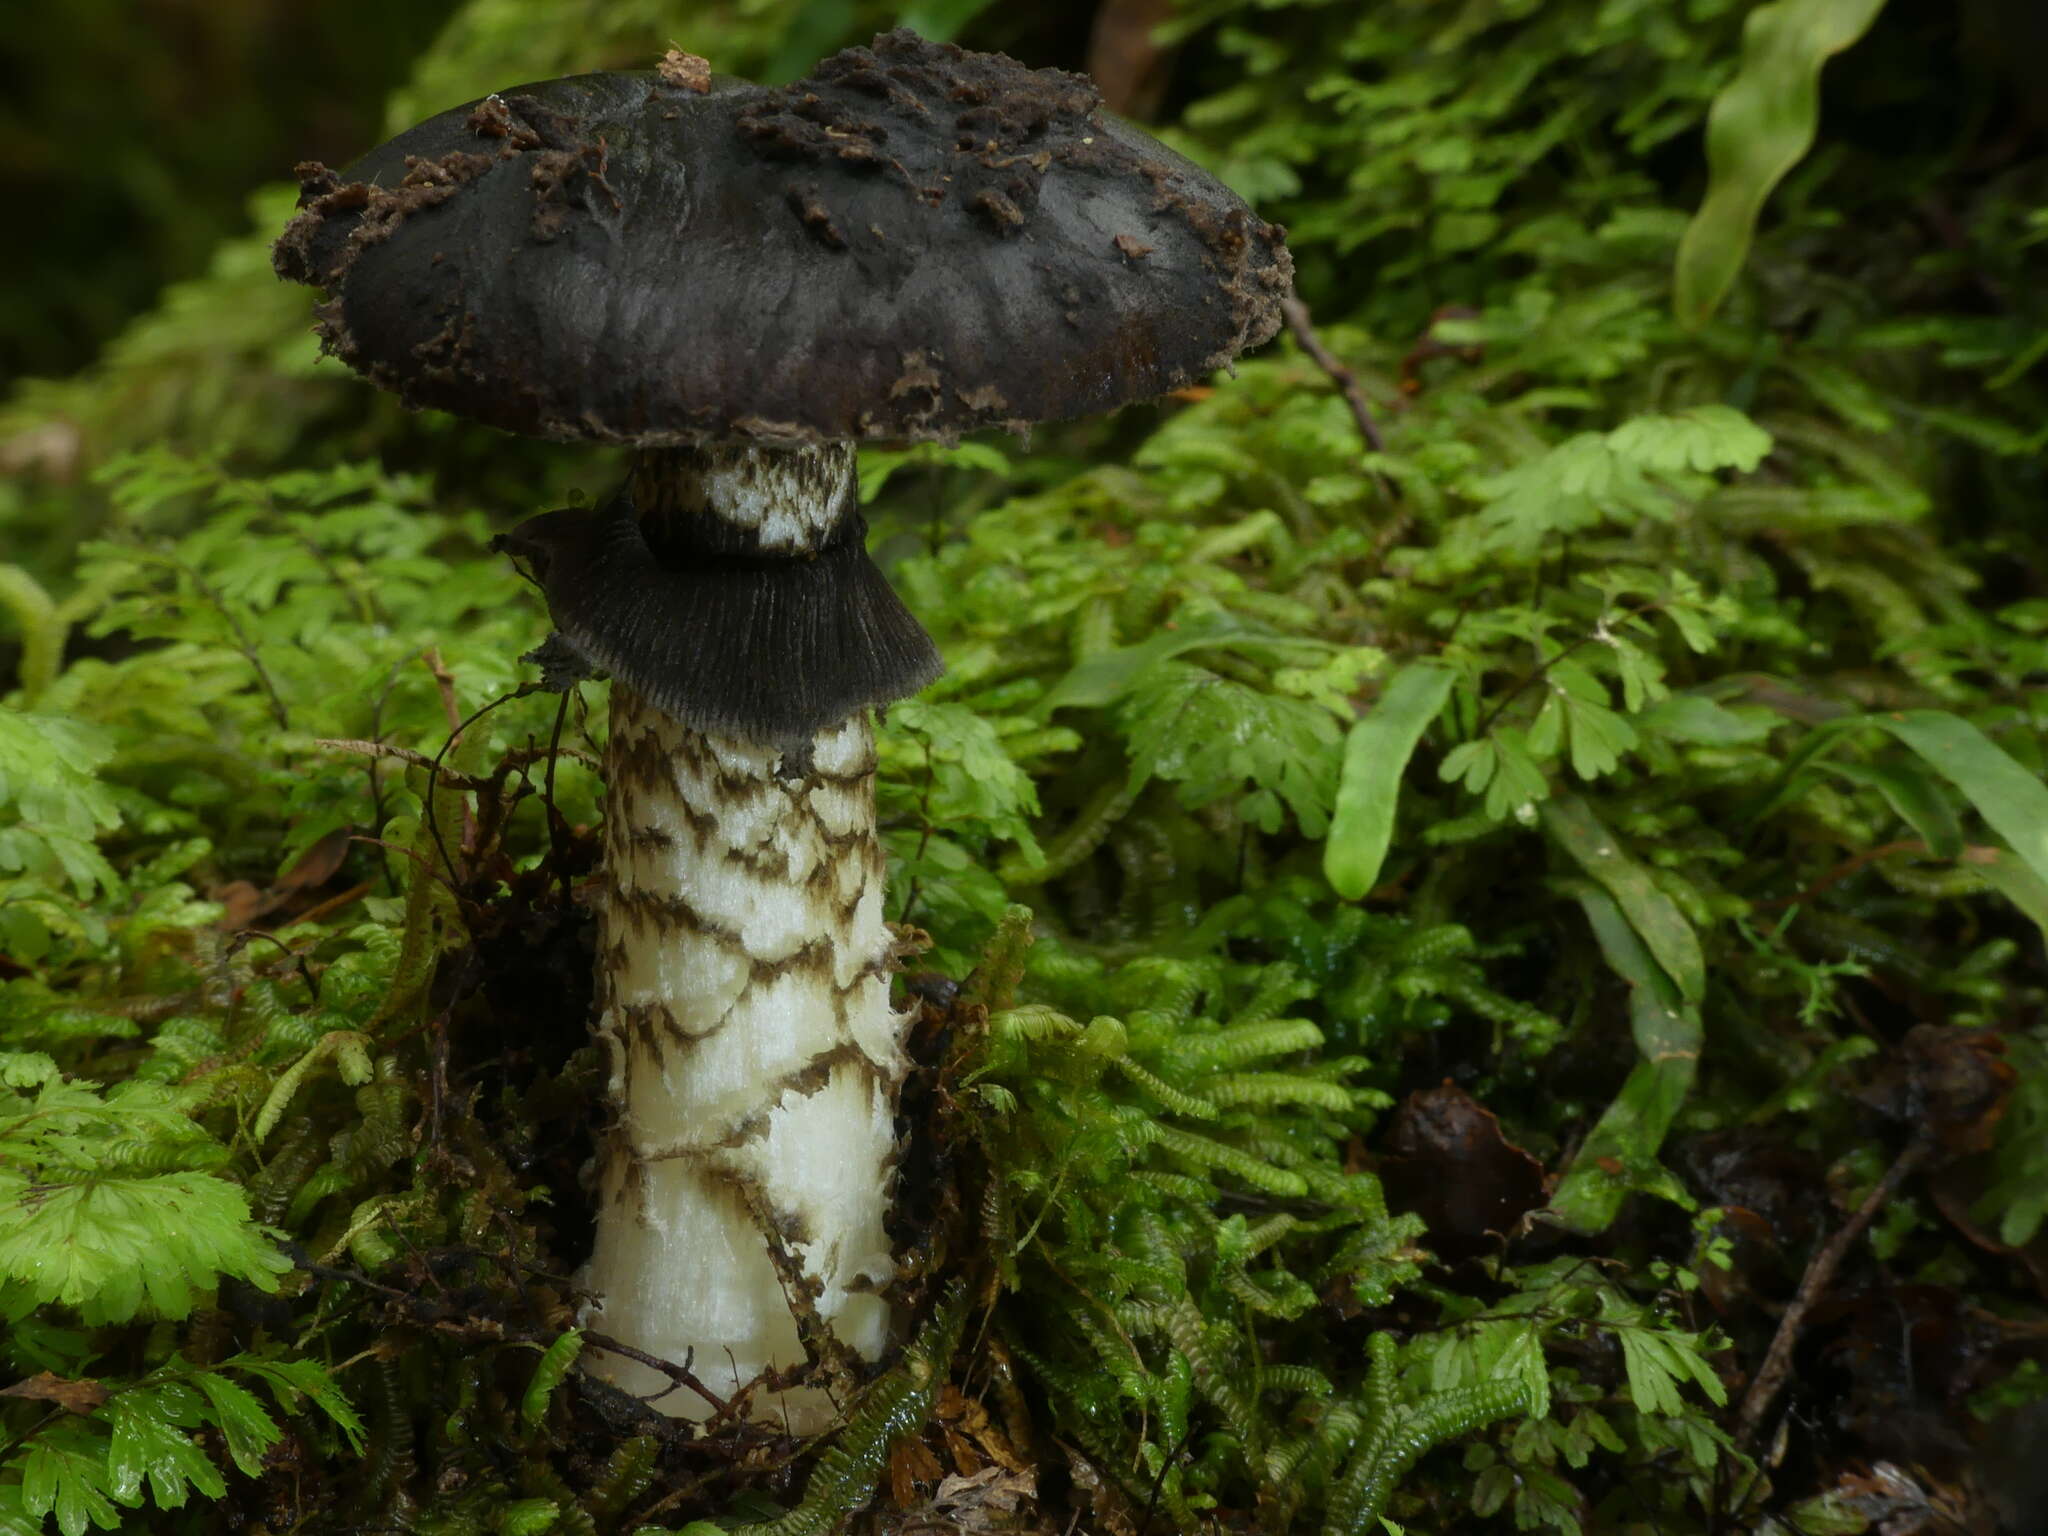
[{"left": 0, "top": 1170, "right": 287, "bottom": 1324}]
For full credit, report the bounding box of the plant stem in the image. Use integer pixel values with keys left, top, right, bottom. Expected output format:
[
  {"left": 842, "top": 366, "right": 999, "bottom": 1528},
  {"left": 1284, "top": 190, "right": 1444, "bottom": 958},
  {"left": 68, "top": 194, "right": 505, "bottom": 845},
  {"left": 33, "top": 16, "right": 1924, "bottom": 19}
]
[{"left": 1735, "top": 1129, "right": 1935, "bottom": 1447}]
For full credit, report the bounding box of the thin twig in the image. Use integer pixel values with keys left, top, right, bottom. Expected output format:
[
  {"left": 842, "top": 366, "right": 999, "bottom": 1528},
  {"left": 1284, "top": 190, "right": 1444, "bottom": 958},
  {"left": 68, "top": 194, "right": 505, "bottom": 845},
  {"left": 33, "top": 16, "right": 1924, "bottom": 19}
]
[
  {"left": 224, "top": 929, "right": 321, "bottom": 1003},
  {"left": 424, "top": 648, "right": 463, "bottom": 736},
  {"left": 315, "top": 737, "right": 596, "bottom": 784},
  {"left": 1753, "top": 840, "right": 1926, "bottom": 911},
  {"left": 422, "top": 686, "right": 540, "bottom": 887},
  {"left": 1281, "top": 296, "right": 1386, "bottom": 455},
  {"left": 0, "top": 1408, "right": 62, "bottom": 1465},
  {"left": 580, "top": 1330, "right": 733, "bottom": 1416},
  {"left": 1472, "top": 600, "right": 1658, "bottom": 741},
  {"left": 1735, "top": 1130, "right": 1937, "bottom": 1447},
  {"left": 172, "top": 554, "right": 292, "bottom": 732},
  {"left": 279, "top": 879, "right": 372, "bottom": 929},
  {"left": 296, "top": 1251, "right": 734, "bottom": 1417},
  {"left": 316, "top": 739, "right": 493, "bottom": 788},
  {"left": 545, "top": 689, "right": 573, "bottom": 912},
  {"left": 346, "top": 831, "right": 465, "bottom": 904},
  {"left": 424, "top": 649, "right": 480, "bottom": 858},
  {"left": 1136, "top": 1423, "right": 1199, "bottom": 1536}
]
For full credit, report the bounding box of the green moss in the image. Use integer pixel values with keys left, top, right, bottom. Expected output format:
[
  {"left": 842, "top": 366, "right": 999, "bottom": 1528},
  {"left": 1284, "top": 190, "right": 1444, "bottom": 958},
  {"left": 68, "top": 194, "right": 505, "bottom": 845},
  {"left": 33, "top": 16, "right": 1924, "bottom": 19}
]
[{"left": 3, "top": 0, "right": 2045, "bottom": 1530}]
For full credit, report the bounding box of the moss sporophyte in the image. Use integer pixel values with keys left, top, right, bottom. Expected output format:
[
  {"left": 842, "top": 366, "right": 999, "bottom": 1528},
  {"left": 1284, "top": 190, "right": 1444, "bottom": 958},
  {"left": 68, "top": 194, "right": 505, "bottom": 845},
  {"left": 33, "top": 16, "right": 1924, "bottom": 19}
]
[{"left": 274, "top": 28, "right": 1291, "bottom": 1426}]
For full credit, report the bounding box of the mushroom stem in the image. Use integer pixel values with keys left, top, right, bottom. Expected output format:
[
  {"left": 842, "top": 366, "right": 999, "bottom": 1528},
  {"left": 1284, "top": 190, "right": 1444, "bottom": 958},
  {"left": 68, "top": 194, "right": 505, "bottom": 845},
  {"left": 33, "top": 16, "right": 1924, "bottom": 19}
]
[{"left": 577, "top": 444, "right": 906, "bottom": 1428}]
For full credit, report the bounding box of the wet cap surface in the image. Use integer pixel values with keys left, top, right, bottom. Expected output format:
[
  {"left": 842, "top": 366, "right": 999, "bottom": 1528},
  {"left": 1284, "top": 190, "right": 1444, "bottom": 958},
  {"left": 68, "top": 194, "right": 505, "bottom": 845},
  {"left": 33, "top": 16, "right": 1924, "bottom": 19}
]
[{"left": 274, "top": 30, "right": 1293, "bottom": 445}]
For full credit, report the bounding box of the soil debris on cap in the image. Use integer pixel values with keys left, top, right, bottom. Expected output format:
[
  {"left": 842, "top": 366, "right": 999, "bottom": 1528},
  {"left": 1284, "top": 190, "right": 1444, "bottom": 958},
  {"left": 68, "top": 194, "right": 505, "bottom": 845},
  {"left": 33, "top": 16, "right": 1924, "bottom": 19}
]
[
  {"left": 271, "top": 30, "right": 1292, "bottom": 445},
  {"left": 658, "top": 49, "right": 712, "bottom": 93}
]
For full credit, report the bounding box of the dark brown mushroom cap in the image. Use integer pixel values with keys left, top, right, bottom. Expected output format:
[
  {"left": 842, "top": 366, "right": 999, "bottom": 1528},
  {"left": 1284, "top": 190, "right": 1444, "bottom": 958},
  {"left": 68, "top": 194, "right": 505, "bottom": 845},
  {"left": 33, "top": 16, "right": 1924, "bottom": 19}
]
[{"left": 272, "top": 29, "right": 1293, "bottom": 445}]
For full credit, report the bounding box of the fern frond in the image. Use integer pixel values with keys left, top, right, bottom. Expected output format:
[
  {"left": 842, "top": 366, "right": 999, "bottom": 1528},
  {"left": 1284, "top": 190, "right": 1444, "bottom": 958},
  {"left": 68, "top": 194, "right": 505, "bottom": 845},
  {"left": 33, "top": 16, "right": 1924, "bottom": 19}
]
[
  {"left": 1148, "top": 1125, "right": 1308, "bottom": 1197},
  {"left": 1204, "top": 1072, "right": 1356, "bottom": 1112},
  {"left": 1320, "top": 1336, "right": 1532, "bottom": 1536},
  {"left": 1163, "top": 1017, "right": 1324, "bottom": 1071},
  {"left": 1112, "top": 1054, "right": 1219, "bottom": 1118},
  {"left": 733, "top": 1281, "right": 968, "bottom": 1536}
]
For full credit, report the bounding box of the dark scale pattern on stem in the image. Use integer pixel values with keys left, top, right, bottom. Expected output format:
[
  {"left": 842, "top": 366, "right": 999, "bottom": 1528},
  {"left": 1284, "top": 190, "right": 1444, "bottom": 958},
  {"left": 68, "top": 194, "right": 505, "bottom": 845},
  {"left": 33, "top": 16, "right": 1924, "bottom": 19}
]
[{"left": 580, "top": 686, "right": 906, "bottom": 1427}]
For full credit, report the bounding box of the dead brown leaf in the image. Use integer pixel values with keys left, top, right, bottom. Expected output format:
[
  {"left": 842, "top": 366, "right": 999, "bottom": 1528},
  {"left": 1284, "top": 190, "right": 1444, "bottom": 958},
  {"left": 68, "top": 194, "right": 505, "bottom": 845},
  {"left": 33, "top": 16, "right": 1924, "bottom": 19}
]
[
  {"left": 1832, "top": 1461, "right": 1975, "bottom": 1536},
  {"left": 937, "top": 1384, "right": 1032, "bottom": 1474},
  {"left": 212, "top": 824, "right": 359, "bottom": 930},
  {"left": 1, "top": 1372, "right": 109, "bottom": 1414},
  {"left": 658, "top": 49, "right": 711, "bottom": 92},
  {"left": 1905, "top": 1025, "right": 2016, "bottom": 1155},
  {"left": 1378, "top": 1081, "right": 1546, "bottom": 1262},
  {"left": 932, "top": 1466, "right": 1037, "bottom": 1524},
  {"left": 891, "top": 1434, "right": 947, "bottom": 1509}
]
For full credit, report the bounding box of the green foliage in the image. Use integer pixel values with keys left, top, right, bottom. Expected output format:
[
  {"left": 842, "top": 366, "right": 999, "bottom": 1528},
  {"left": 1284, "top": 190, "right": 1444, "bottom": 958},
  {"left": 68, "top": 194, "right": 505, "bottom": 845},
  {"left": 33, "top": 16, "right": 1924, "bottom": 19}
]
[
  {"left": 0, "top": 712, "right": 121, "bottom": 908},
  {"left": 1326, "top": 661, "right": 1455, "bottom": 899},
  {"left": 729, "top": 1286, "right": 968, "bottom": 1536},
  {"left": 4, "top": 0, "right": 2046, "bottom": 1530},
  {"left": 520, "top": 1332, "right": 583, "bottom": 1435},
  {"left": 0, "top": 1353, "right": 362, "bottom": 1536},
  {"left": 0, "top": 1053, "right": 289, "bottom": 1324},
  {"left": 974, "top": 928, "right": 1417, "bottom": 1526},
  {"left": 1674, "top": 0, "right": 1892, "bottom": 326}
]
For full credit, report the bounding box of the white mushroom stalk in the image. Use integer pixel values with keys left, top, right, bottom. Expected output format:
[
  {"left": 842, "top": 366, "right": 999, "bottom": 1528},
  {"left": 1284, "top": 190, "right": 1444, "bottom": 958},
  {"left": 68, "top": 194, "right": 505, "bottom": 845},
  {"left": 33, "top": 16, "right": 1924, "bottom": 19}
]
[{"left": 574, "top": 446, "right": 909, "bottom": 1428}]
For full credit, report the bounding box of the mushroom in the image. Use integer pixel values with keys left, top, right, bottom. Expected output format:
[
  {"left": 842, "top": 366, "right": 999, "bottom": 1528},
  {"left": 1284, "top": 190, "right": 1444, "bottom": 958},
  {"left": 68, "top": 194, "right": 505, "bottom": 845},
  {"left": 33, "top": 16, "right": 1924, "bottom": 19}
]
[{"left": 273, "top": 28, "right": 1291, "bottom": 1426}]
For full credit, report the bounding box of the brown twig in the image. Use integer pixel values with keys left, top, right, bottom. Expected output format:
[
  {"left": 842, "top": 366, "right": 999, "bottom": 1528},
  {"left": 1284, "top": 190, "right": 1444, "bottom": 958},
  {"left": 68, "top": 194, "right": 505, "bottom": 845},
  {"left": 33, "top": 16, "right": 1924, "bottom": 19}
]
[
  {"left": 279, "top": 879, "right": 372, "bottom": 929},
  {"left": 422, "top": 685, "right": 541, "bottom": 886},
  {"left": 1735, "top": 1129, "right": 1937, "bottom": 1447},
  {"left": 424, "top": 648, "right": 483, "bottom": 860},
  {"left": 580, "top": 1330, "right": 734, "bottom": 1417},
  {"left": 1280, "top": 294, "right": 1404, "bottom": 518},
  {"left": 1281, "top": 296, "right": 1387, "bottom": 456},
  {"left": 316, "top": 737, "right": 597, "bottom": 783},
  {"left": 297, "top": 1251, "right": 734, "bottom": 1417},
  {"left": 1471, "top": 599, "right": 1659, "bottom": 741},
  {"left": 424, "top": 647, "right": 463, "bottom": 736},
  {"left": 223, "top": 929, "right": 321, "bottom": 1004},
  {"left": 1753, "top": 839, "right": 1925, "bottom": 911}
]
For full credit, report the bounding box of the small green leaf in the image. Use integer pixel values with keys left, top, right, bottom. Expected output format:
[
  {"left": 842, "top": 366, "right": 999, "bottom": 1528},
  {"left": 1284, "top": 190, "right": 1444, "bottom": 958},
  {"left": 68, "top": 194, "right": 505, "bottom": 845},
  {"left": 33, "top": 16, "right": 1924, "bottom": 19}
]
[
  {"left": 191, "top": 1369, "right": 283, "bottom": 1478},
  {"left": 1325, "top": 662, "right": 1457, "bottom": 899},
  {"left": 253, "top": 1030, "right": 376, "bottom": 1144},
  {"left": 1549, "top": 880, "right": 1702, "bottom": 1234},
  {"left": 1118, "top": 661, "right": 1345, "bottom": 836},
  {"left": 1617, "top": 1329, "right": 1685, "bottom": 1416},
  {"left": 1441, "top": 728, "right": 1550, "bottom": 822},
  {"left": 1606, "top": 405, "right": 1773, "bottom": 474},
  {"left": 523, "top": 1330, "right": 584, "bottom": 1433},
  {"left": 105, "top": 1387, "right": 226, "bottom": 1507},
  {"left": 229, "top": 1355, "right": 366, "bottom": 1454},
  {"left": 1038, "top": 613, "right": 1260, "bottom": 714},
  {"left": 1541, "top": 796, "right": 1705, "bottom": 1005},
  {"left": 496, "top": 1498, "right": 563, "bottom": 1536},
  {"left": 1872, "top": 711, "right": 2048, "bottom": 889},
  {"left": 1775, "top": 1493, "right": 1872, "bottom": 1536},
  {"left": 19, "top": 1423, "right": 123, "bottom": 1536},
  {"left": 0, "top": 1171, "right": 288, "bottom": 1324},
  {"left": 1637, "top": 695, "right": 1775, "bottom": 745},
  {"left": 1818, "top": 759, "right": 1963, "bottom": 859},
  {"left": 1674, "top": 0, "right": 1890, "bottom": 326},
  {"left": 1971, "top": 847, "right": 2048, "bottom": 946}
]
